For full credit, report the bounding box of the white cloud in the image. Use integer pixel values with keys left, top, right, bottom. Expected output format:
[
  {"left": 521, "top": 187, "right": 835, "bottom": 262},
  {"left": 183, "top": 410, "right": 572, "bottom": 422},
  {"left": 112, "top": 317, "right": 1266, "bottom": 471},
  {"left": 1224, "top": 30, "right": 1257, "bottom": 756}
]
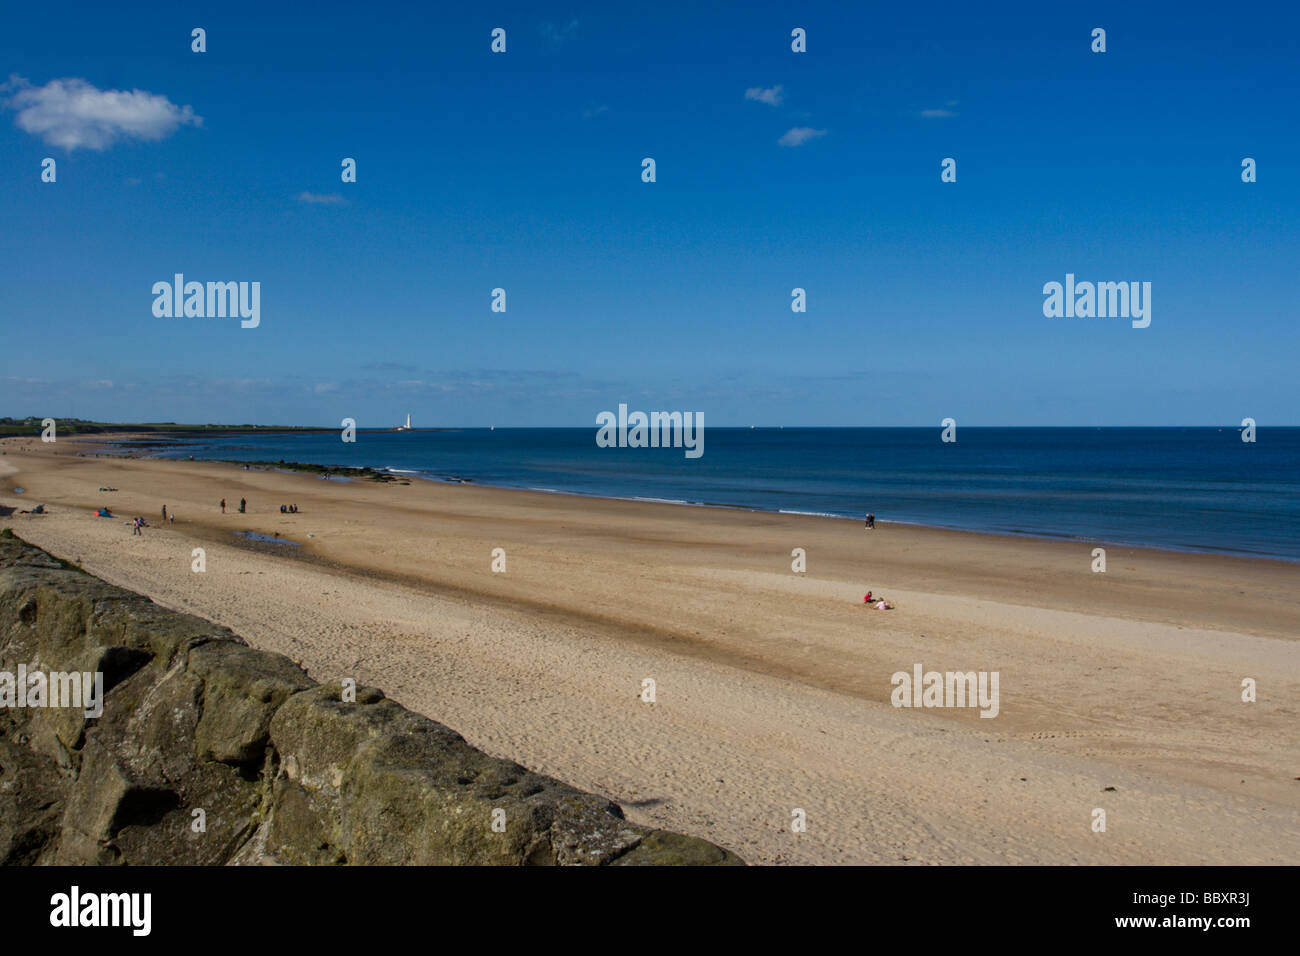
[
  {"left": 778, "top": 126, "right": 826, "bottom": 147},
  {"left": 744, "top": 85, "right": 784, "bottom": 106},
  {"left": 295, "top": 192, "right": 346, "bottom": 205},
  {"left": 920, "top": 108, "right": 956, "bottom": 118},
  {"left": 2, "top": 75, "right": 201, "bottom": 151}
]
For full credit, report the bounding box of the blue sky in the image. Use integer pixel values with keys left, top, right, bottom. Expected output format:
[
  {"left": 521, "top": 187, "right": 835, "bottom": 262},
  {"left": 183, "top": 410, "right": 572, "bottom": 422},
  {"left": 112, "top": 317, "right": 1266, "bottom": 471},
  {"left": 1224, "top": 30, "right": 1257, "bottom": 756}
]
[{"left": 1, "top": 1, "right": 1296, "bottom": 426}]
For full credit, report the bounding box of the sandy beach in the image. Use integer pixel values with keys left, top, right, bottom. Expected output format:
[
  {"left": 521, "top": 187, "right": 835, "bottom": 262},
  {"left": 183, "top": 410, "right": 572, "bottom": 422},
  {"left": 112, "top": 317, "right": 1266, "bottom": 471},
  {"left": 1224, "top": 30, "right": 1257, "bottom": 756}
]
[{"left": 2, "top": 435, "right": 1297, "bottom": 865}]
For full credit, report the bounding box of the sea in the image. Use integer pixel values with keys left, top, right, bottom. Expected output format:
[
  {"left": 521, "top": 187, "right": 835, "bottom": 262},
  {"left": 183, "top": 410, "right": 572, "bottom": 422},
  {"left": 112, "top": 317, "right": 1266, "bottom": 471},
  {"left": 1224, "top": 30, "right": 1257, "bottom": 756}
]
[{"left": 141, "top": 427, "right": 1300, "bottom": 562}]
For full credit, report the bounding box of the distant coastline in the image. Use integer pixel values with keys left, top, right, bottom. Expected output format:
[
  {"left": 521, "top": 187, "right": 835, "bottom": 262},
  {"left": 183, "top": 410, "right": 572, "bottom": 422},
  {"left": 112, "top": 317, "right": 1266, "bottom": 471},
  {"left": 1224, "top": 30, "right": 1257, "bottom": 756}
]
[
  {"left": 0, "top": 417, "right": 335, "bottom": 438},
  {"left": 0, "top": 416, "right": 473, "bottom": 438}
]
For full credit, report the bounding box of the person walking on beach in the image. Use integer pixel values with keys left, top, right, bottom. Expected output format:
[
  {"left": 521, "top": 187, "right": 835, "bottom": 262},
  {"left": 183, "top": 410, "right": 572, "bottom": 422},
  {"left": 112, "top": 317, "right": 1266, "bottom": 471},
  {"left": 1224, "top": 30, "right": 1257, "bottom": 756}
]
[
  {"left": 865, "top": 512, "right": 875, "bottom": 530},
  {"left": 161, "top": 504, "right": 167, "bottom": 522},
  {"left": 239, "top": 498, "right": 246, "bottom": 514},
  {"left": 132, "top": 516, "right": 142, "bottom": 536},
  {"left": 220, "top": 498, "right": 226, "bottom": 514}
]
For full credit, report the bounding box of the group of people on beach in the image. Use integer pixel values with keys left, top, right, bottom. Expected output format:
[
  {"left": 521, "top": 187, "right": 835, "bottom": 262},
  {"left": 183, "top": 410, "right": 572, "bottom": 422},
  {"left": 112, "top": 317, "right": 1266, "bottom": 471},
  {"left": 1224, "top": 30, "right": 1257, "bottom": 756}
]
[
  {"left": 862, "top": 590, "right": 893, "bottom": 610},
  {"left": 117, "top": 492, "right": 276, "bottom": 533},
  {"left": 123, "top": 504, "right": 176, "bottom": 536},
  {"left": 280, "top": 503, "right": 300, "bottom": 514},
  {"left": 861, "top": 510, "right": 890, "bottom": 606},
  {"left": 857, "top": 509, "right": 889, "bottom": 606}
]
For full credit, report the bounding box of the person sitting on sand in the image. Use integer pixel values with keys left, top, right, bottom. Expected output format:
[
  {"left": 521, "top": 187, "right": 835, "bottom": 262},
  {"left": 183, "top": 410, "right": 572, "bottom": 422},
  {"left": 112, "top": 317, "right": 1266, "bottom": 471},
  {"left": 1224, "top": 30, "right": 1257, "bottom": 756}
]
[
  {"left": 863, "top": 591, "right": 873, "bottom": 603},
  {"left": 281, "top": 504, "right": 287, "bottom": 514},
  {"left": 291, "top": 504, "right": 298, "bottom": 513}
]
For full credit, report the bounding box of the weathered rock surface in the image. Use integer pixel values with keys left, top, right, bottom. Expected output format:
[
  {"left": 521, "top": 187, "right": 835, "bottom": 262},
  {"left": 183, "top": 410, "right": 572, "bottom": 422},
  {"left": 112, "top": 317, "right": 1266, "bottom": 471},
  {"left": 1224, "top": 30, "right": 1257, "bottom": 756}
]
[{"left": 0, "top": 533, "right": 743, "bottom": 866}]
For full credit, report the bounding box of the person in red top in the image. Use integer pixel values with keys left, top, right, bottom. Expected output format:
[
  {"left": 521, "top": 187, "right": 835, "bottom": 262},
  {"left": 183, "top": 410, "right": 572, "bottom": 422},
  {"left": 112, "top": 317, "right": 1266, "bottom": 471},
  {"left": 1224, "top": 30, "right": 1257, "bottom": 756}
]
[{"left": 863, "top": 591, "right": 873, "bottom": 604}]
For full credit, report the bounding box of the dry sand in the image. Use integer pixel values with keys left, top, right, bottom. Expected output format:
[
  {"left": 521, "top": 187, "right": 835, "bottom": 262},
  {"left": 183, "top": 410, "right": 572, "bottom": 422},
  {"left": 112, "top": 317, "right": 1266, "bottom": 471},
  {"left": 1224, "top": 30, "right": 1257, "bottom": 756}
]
[{"left": 2, "top": 435, "right": 1298, "bottom": 864}]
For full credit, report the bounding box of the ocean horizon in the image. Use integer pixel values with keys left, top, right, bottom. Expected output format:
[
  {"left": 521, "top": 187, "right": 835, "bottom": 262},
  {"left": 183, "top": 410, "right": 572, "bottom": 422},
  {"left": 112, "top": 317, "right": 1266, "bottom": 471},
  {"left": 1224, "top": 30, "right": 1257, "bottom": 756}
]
[{"left": 133, "top": 425, "right": 1300, "bottom": 563}]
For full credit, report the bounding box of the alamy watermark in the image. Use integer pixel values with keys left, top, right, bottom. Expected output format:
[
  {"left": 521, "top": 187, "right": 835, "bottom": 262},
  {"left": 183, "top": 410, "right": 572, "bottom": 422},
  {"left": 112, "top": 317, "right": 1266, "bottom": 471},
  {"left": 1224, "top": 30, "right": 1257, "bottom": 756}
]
[
  {"left": 152, "top": 274, "right": 260, "bottom": 328},
  {"left": 891, "top": 664, "right": 999, "bottom": 718},
  {"left": 1043, "top": 274, "right": 1150, "bottom": 328},
  {"left": 0, "top": 666, "right": 104, "bottom": 717},
  {"left": 596, "top": 403, "right": 703, "bottom": 458},
  {"left": 50, "top": 886, "right": 150, "bottom": 936}
]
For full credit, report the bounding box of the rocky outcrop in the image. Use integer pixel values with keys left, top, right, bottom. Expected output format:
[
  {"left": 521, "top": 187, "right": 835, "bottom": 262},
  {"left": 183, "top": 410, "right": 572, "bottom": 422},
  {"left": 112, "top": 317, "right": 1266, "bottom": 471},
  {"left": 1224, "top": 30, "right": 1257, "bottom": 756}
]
[{"left": 0, "top": 533, "right": 741, "bottom": 865}]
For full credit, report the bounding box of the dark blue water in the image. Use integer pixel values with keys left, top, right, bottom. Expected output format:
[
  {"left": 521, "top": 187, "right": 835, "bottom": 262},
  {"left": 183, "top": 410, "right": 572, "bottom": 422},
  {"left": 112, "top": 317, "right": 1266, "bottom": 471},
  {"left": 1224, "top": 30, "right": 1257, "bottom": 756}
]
[{"left": 149, "top": 427, "right": 1300, "bottom": 562}]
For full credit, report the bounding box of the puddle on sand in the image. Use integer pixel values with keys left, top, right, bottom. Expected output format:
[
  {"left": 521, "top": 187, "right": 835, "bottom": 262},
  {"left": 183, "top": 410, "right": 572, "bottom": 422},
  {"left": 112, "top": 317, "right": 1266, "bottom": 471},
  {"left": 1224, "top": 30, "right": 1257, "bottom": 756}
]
[{"left": 233, "top": 531, "right": 300, "bottom": 547}]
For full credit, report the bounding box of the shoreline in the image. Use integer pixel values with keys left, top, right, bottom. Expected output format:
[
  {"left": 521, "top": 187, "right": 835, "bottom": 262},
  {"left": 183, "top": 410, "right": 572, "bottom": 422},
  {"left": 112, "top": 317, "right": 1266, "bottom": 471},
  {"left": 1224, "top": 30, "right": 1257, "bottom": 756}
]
[
  {"left": 95, "top": 435, "right": 1300, "bottom": 566},
  {"left": 8, "top": 432, "right": 1300, "bottom": 621},
  {"left": 2, "top": 433, "right": 1298, "bottom": 864}
]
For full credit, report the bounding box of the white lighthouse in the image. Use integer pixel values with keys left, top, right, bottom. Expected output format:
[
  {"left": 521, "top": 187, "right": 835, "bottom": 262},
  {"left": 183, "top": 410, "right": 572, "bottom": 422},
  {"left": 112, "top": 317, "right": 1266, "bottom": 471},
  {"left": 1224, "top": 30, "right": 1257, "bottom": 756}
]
[{"left": 395, "top": 413, "right": 412, "bottom": 432}]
